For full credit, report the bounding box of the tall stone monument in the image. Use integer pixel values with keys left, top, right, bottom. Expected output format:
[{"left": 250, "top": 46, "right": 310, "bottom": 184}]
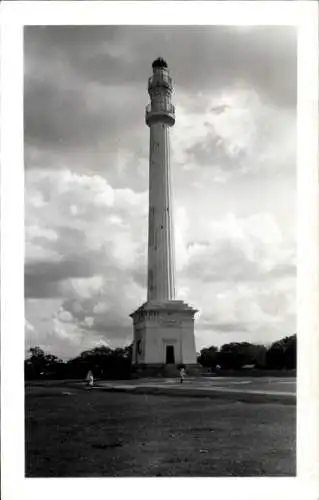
[{"left": 130, "top": 58, "right": 197, "bottom": 375}]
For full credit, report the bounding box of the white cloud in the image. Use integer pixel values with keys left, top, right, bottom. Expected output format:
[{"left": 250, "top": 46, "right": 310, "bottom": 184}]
[
  {"left": 173, "top": 87, "right": 295, "bottom": 186},
  {"left": 26, "top": 225, "right": 58, "bottom": 241},
  {"left": 56, "top": 309, "right": 73, "bottom": 323},
  {"left": 82, "top": 316, "right": 94, "bottom": 328},
  {"left": 68, "top": 276, "right": 104, "bottom": 300},
  {"left": 93, "top": 302, "right": 110, "bottom": 314},
  {"left": 114, "top": 187, "right": 148, "bottom": 211},
  {"left": 24, "top": 168, "right": 150, "bottom": 355},
  {"left": 172, "top": 209, "right": 295, "bottom": 349},
  {"left": 25, "top": 319, "right": 35, "bottom": 333}
]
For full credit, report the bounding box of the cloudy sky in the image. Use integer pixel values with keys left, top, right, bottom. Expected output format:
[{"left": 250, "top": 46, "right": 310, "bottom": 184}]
[{"left": 24, "top": 25, "right": 296, "bottom": 360}]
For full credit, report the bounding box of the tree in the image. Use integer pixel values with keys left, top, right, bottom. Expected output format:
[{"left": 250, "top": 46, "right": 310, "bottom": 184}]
[
  {"left": 251, "top": 344, "right": 267, "bottom": 368},
  {"left": 65, "top": 343, "right": 133, "bottom": 380},
  {"left": 29, "top": 346, "right": 45, "bottom": 358},
  {"left": 266, "top": 334, "right": 296, "bottom": 369},
  {"left": 284, "top": 334, "right": 296, "bottom": 369},
  {"left": 25, "top": 347, "right": 65, "bottom": 379},
  {"left": 197, "top": 346, "right": 219, "bottom": 369},
  {"left": 217, "top": 342, "right": 256, "bottom": 369}
]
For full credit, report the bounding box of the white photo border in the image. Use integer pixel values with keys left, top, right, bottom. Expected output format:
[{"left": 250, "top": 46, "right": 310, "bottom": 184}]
[{"left": 1, "top": 2, "right": 318, "bottom": 500}]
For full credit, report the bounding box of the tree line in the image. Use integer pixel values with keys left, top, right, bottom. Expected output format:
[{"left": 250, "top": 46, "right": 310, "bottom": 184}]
[
  {"left": 197, "top": 334, "right": 296, "bottom": 371},
  {"left": 25, "top": 344, "right": 133, "bottom": 380},
  {"left": 25, "top": 334, "right": 296, "bottom": 380}
]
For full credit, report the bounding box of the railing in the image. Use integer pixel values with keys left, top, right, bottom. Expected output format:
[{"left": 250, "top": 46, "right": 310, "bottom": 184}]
[
  {"left": 146, "top": 103, "right": 175, "bottom": 115},
  {"left": 148, "top": 73, "right": 172, "bottom": 89}
]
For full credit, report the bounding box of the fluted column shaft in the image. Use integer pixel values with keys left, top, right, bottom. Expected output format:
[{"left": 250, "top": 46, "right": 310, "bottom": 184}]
[{"left": 147, "top": 122, "right": 175, "bottom": 301}]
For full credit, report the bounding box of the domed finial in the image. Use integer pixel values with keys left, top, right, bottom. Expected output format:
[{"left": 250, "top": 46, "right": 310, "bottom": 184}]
[{"left": 152, "top": 57, "right": 168, "bottom": 69}]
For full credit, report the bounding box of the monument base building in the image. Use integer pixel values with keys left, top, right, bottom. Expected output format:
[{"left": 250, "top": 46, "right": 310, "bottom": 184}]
[{"left": 131, "top": 301, "right": 197, "bottom": 367}]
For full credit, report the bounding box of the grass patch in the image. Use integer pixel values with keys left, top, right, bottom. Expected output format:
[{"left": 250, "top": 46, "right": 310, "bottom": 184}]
[{"left": 25, "top": 383, "right": 296, "bottom": 477}]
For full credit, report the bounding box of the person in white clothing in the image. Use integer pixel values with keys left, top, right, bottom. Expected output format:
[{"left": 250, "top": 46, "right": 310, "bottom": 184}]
[
  {"left": 86, "top": 370, "right": 94, "bottom": 388},
  {"left": 179, "top": 367, "right": 185, "bottom": 384}
]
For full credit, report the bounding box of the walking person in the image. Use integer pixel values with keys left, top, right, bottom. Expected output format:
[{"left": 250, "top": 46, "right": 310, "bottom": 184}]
[
  {"left": 86, "top": 370, "right": 94, "bottom": 389},
  {"left": 179, "top": 366, "right": 185, "bottom": 384}
]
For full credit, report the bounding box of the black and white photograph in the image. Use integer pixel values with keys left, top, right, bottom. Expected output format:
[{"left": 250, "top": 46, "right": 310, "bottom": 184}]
[
  {"left": 1, "top": 1, "right": 318, "bottom": 497},
  {"left": 24, "top": 23, "right": 297, "bottom": 477}
]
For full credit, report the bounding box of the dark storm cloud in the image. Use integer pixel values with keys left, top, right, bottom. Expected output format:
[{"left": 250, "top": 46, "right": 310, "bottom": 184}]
[
  {"left": 25, "top": 79, "right": 107, "bottom": 148},
  {"left": 25, "top": 241, "right": 146, "bottom": 300},
  {"left": 24, "top": 25, "right": 296, "bottom": 159},
  {"left": 25, "top": 250, "right": 124, "bottom": 299},
  {"left": 25, "top": 255, "right": 96, "bottom": 283},
  {"left": 24, "top": 73, "right": 145, "bottom": 151},
  {"left": 25, "top": 26, "right": 296, "bottom": 104},
  {"left": 268, "top": 263, "right": 296, "bottom": 277},
  {"left": 25, "top": 279, "right": 62, "bottom": 299},
  {"left": 211, "top": 104, "right": 231, "bottom": 115},
  {"left": 25, "top": 221, "right": 116, "bottom": 299},
  {"left": 199, "top": 322, "right": 250, "bottom": 333},
  {"left": 25, "top": 254, "right": 98, "bottom": 298}
]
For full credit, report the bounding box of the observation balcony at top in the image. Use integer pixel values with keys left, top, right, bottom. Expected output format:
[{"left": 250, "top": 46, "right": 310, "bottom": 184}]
[
  {"left": 145, "top": 102, "right": 175, "bottom": 127},
  {"left": 148, "top": 73, "right": 173, "bottom": 92}
]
